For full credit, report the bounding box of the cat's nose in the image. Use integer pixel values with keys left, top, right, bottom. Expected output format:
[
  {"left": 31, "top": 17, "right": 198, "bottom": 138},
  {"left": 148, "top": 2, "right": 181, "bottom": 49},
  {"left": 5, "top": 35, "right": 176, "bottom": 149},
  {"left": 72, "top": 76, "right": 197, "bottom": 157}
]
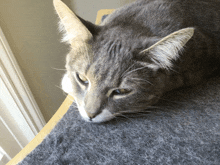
[{"left": 87, "top": 111, "right": 98, "bottom": 120}]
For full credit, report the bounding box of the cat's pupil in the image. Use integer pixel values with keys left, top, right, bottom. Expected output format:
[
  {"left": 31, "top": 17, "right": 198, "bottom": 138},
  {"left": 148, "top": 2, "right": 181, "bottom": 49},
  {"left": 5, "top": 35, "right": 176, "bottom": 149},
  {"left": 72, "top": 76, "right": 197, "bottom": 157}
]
[
  {"left": 113, "top": 89, "right": 130, "bottom": 95},
  {"left": 77, "top": 73, "right": 89, "bottom": 84},
  {"left": 115, "top": 89, "right": 121, "bottom": 94}
]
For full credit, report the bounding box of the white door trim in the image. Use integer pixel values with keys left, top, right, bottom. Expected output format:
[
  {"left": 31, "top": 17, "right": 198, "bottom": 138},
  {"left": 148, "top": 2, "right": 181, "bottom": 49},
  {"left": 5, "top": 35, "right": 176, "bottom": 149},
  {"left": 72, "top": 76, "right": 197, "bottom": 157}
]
[
  {"left": 0, "top": 27, "right": 46, "bottom": 134},
  {"left": 0, "top": 145, "right": 11, "bottom": 165}
]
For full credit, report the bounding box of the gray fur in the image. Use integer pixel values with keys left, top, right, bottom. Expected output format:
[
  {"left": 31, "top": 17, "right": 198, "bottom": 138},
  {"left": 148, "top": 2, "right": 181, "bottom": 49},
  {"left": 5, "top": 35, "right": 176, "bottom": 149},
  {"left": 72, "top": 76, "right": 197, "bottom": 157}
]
[
  {"left": 55, "top": 0, "right": 220, "bottom": 122},
  {"left": 18, "top": 76, "right": 220, "bottom": 164}
]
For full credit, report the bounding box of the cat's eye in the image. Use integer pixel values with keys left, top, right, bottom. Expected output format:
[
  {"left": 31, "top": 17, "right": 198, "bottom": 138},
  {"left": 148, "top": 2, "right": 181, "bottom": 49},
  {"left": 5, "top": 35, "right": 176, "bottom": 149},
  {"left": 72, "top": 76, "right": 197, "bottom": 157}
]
[
  {"left": 76, "top": 73, "right": 89, "bottom": 85},
  {"left": 112, "top": 89, "right": 131, "bottom": 95}
]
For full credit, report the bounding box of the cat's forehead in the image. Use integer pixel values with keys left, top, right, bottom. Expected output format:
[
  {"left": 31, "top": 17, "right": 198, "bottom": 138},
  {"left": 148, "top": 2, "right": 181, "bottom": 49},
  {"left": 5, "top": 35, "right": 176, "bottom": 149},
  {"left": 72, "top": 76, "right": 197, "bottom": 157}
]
[
  {"left": 89, "top": 35, "right": 134, "bottom": 79},
  {"left": 66, "top": 42, "right": 93, "bottom": 71},
  {"left": 67, "top": 26, "right": 156, "bottom": 83},
  {"left": 66, "top": 39, "right": 130, "bottom": 85},
  {"left": 91, "top": 26, "right": 139, "bottom": 62}
]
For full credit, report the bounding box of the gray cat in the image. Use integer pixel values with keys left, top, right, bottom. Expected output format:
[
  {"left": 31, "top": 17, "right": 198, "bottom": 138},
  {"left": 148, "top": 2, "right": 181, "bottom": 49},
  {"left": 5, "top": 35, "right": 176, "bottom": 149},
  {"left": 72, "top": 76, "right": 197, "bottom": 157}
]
[{"left": 54, "top": 0, "right": 220, "bottom": 123}]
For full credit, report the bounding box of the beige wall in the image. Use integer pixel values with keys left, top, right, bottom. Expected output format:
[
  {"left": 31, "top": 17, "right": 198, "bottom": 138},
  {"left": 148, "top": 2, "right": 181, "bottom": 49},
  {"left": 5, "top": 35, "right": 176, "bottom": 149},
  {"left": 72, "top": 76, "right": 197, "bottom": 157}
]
[
  {"left": 70, "top": 0, "right": 135, "bottom": 22},
  {"left": 0, "top": 0, "right": 135, "bottom": 122},
  {"left": 0, "top": 0, "right": 68, "bottom": 122}
]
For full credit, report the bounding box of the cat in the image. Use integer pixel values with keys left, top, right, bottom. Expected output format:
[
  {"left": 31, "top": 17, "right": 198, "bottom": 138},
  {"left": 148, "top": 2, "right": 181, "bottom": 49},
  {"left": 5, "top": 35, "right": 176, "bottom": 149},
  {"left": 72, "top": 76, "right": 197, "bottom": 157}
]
[{"left": 54, "top": 0, "right": 220, "bottom": 123}]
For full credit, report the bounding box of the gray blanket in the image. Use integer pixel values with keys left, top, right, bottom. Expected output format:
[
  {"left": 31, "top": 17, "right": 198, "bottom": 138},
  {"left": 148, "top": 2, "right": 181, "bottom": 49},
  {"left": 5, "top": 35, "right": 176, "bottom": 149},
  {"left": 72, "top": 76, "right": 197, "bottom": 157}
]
[{"left": 18, "top": 76, "right": 220, "bottom": 165}]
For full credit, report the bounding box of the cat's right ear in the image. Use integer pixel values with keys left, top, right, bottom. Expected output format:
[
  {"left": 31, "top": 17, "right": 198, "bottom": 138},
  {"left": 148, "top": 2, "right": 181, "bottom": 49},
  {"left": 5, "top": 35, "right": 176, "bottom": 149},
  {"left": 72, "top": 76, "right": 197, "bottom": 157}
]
[
  {"left": 137, "top": 27, "right": 194, "bottom": 70},
  {"left": 53, "top": 0, "right": 100, "bottom": 45}
]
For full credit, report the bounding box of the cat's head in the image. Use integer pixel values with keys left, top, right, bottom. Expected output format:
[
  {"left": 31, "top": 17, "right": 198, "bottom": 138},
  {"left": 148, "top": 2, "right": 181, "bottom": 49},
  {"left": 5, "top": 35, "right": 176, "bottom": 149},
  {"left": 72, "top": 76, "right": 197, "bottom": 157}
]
[{"left": 54, "top": 0, "right": 194, "bottom": 123}]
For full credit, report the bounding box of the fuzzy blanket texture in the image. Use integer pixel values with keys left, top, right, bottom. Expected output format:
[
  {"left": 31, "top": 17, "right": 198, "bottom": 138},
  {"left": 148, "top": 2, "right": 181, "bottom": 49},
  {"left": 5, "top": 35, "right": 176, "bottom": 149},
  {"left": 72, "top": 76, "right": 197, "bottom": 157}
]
[{"left": 18, "top": 76, "right": 220, "bottom": 165}]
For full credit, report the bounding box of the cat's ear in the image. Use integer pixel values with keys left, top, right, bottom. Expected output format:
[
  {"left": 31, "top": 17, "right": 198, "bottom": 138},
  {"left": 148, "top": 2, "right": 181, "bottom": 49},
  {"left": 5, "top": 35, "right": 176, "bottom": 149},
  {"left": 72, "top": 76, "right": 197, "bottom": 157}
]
[
  {"left": 139, "top": 27, "right": 194, "bottom": 70},
  {"left": 53, "top": 0, "right": 98, "bottom": 45}
]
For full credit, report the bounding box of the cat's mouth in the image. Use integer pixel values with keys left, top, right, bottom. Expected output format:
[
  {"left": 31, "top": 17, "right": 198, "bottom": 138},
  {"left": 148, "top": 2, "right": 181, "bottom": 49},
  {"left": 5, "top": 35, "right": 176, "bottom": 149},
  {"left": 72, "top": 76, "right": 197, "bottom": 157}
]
[
  {"left": 77, "top": 103, "right": 154, "bottom": 123},
  {"left": 74, "top": 99, "right": 115, "bottom": 123},
  {"left": 78, "top": 106, "right": 115, "bottom": 123}
]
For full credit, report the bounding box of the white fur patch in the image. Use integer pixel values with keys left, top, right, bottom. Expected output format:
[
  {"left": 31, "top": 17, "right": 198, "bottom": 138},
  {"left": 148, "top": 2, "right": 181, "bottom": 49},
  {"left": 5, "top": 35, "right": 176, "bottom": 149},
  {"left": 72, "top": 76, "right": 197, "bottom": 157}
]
[
  {"left": 78, "top": 105, "right": 91, "bottom": 122},
  {"left": 78, "top": 104, "right": 115, "bottom": 123},
  {"left": 58, "top": 19, "right": 71, "bottom": 44},
  {"left": 61, "top": 73, "right": 73, "bottom": 94},
  {"left": 91, "top": 109, "right": 115, "bottom": 123}
]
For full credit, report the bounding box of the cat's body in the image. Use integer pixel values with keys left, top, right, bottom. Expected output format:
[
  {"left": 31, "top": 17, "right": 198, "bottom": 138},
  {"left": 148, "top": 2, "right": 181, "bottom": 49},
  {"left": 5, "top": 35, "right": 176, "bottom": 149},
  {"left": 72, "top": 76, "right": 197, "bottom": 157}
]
[
  {"left": 54, "top": 0, "right": 220, "bottom": 123},
  {"left": 98, "top": 0, "right": 220, "bottom": 90}
]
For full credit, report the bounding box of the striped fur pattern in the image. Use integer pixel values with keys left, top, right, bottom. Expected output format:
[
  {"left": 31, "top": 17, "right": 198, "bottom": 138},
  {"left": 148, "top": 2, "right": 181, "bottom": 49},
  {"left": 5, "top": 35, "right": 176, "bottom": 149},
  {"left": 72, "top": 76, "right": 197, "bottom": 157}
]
[{"left": 54, "top": 0, "right": 220, "bottom": 123}]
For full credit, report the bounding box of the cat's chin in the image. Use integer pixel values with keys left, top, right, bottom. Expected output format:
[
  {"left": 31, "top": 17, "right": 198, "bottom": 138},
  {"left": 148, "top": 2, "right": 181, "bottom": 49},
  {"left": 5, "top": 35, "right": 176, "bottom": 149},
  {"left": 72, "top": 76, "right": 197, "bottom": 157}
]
[{"left": 77, "top": 105, "right": 115, "bottom": 123}]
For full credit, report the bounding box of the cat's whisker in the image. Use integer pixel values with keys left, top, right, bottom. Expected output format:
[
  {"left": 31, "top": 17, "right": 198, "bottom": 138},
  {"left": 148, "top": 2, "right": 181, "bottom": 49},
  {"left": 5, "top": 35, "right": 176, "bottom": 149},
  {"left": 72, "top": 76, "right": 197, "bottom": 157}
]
[
  {"left": 114, "top": 109, "right": 147, "bottom": 115},
  {"left": 169, "top": 66, "right": 179, "bottom": 73},
  {"left": 121, "top": 63, "right": 135, "bottom": 78},
  {"left": 130, "top": 105, "right": 160, "bottom": 110},
  {"left": 123, "top": 66, "right": 148, "bottom": 77},
  {"left": 114, "top": 113, "right": 139, "bottom": 124},
  {"left": 114, "top": 113, "right": 151, "bottom": 133},
  {"left": 55, "top": 85, "right": 63, "bottom": 90},
  {"left": 115, "top": 113, "right": 131, "bottom": 119},
  {"left": 155, "top": 96, "right": 187, "bottom": 105},
  {"left": 51, "top": 67, "right": 66, "bottom": 71},
  {"left": 54, "top": 85, "right": 69, "bottom": 97}
]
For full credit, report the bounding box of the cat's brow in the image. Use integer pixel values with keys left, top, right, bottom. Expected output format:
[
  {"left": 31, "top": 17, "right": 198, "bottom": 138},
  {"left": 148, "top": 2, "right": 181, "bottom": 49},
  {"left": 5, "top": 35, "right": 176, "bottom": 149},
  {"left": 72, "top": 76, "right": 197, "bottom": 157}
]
[
  {"left": 85, "top": 64, "right": 92, "bottom": 76},
  {"left": 123, "top": 66, "right": 149, "bottom": 77}
]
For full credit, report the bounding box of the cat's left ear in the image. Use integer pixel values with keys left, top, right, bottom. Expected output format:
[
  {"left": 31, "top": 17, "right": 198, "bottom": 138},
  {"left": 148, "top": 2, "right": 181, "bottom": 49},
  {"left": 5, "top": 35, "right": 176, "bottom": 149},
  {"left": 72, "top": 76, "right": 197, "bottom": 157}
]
[
  {"left": 53, "top": 0, "right": 100, "bottom": 45},
  {"left": 139, "top": 27, "right": 194, "bottom": 70}
]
